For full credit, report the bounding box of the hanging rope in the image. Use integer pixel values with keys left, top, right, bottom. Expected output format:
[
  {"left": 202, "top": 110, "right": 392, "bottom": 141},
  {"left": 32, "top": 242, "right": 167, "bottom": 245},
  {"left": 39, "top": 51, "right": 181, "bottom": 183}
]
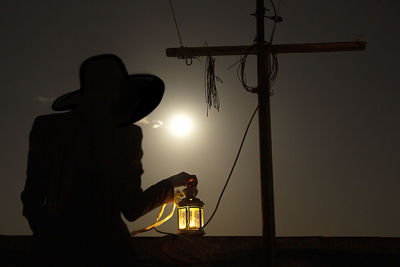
[
  {"left": 201, "top": 105, "right": 259, "bottom": 230},
  {"left": 269, "top": 0, "right": 282, "bottom": 43},
  {"left": 168, "top": 0, "right": 184, "bottom": 47},
  {"left": 205, "top": 53, "right": 222, "bottom": 116},
  {"left": 227, "top": 41, "right": 278, "bottom": 95},
  {"left": 168, "top": 0, "right": 199, "bottom": 65},
  {"left": 356, "top": 0, "right": 385, "bottom": 41},
  {"left": 226, "top": 40, "right": 258, "bottom": 93},
  {"left": 269, "top": 50, "right": 279, "bottom": 94},
  {"left": 237, "top": 52, "right": 257, "bottom": 93}
]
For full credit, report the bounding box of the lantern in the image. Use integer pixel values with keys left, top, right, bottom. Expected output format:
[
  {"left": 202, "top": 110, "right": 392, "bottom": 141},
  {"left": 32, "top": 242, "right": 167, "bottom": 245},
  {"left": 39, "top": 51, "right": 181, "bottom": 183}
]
[{"left": 177, "top": 185, "right": 205, "bottom": 235}]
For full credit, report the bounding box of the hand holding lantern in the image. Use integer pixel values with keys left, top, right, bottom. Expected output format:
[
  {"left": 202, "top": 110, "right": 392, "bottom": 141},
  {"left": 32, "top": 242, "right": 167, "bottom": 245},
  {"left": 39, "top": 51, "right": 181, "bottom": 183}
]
[
  {"left": 167, "top": 172, "right": 198, "bottom": 188},
  {"left": 131, "top": 173, "right": 204, "bottom": 236}
]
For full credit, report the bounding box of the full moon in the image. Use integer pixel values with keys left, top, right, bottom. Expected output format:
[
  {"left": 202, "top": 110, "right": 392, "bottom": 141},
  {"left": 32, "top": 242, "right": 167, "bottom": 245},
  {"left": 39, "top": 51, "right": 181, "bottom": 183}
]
[{"left": 169, "top": 114, "right": 193, "bottom": 137}]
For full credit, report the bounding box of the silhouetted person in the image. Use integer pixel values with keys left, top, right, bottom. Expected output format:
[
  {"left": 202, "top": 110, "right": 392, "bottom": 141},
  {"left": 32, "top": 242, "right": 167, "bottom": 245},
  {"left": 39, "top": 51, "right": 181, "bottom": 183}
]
[{"left": 21, "top": 54, "right": 197, "bottom": 266}]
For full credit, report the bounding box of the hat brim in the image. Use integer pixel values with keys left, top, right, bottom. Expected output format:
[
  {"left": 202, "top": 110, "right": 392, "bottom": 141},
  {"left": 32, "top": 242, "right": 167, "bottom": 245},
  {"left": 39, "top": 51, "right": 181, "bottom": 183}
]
[{"left": 51, "top": 74, "right": 164, "bottom": 125}]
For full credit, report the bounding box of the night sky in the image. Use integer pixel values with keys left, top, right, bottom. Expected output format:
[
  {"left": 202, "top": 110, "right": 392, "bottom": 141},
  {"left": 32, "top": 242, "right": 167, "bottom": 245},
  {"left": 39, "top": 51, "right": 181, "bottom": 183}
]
[{"left": 1, "top": 0, "right": 399, "bottom": 237}]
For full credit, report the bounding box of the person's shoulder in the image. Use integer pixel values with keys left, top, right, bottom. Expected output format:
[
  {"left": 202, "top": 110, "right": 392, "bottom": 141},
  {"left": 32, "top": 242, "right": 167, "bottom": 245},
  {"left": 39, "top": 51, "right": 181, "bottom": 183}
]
[
  {"left": 32, "top": 112, "right": 74, "bottom": 128},
  {"left": 35, "top": 112, "right": 70, "bottom": 121}
]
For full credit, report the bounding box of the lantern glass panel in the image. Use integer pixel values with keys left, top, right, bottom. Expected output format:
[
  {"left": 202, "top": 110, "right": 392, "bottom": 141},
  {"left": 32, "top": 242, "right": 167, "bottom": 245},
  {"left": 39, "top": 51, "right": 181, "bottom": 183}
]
[
  {"left": 189, "top": 207, "right": 200, "bottom": 229},
  {"left": 201, "top": 207, "right": 204, "bottom": 227},
  {"left": 178, "top": 207, "right": 187, "bottom": 230}
]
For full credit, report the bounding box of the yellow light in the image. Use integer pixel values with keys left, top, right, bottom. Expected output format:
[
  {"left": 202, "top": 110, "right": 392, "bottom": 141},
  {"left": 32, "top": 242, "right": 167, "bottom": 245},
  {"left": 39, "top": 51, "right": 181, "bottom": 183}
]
[
  {"left": 178, "top": 208, "right": 187, "bottom": 230},
  {"left": 189, "top": 207, "right": 200, "bottom": 229}
]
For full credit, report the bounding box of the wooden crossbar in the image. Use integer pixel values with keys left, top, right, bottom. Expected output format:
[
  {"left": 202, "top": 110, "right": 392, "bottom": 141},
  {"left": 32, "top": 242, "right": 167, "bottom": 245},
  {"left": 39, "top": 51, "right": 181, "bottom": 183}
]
[{"left": 166, "top": 41, "right": 366, "bottom": 58}]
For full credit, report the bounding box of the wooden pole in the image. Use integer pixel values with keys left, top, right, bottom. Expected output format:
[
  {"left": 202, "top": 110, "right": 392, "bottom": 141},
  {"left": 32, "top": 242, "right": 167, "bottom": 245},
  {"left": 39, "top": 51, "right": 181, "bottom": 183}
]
[{"left": 256, "top": 0, "right": 275, "bottom": 266}]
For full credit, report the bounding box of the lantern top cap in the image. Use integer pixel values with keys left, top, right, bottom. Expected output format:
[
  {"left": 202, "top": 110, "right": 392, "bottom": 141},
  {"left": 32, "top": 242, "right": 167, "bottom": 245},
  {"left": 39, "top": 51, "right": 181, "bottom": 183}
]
[
  {"left": 187, "top": 181, "right": 197, "bottom": 188},
  {"left": 177, "top": 197, "right": 205, "bottom": 207},
  {"left": 183, "top": 187, "right": 198, "bottom": 199},
  {"left": 177, "top": 187, "right": 205, "bottom": 207}
]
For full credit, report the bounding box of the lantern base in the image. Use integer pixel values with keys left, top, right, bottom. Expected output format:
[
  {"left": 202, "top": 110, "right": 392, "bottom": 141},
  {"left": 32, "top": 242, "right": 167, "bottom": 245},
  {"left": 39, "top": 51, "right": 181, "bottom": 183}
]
[{"left": 177, "top": 229, "right": 205, "bottom": 235}]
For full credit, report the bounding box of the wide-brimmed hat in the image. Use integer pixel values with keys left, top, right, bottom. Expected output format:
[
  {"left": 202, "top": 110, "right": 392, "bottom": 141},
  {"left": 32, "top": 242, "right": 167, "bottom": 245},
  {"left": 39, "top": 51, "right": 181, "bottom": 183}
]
[{"left": 52, "top": 54, "right": 164, "bottom": 125}]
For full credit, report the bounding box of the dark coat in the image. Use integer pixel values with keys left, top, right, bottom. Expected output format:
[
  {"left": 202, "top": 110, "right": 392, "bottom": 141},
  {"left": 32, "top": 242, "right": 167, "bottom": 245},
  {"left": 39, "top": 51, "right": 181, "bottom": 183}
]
[{"left": 21, "top": 111, "right": 174, "bottom": 266}]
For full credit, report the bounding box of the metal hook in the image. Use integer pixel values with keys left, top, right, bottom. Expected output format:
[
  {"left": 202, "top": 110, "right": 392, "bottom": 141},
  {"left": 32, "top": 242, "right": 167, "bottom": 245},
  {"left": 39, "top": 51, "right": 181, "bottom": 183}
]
[{"left": 185, "top": 57, "right": 193, "bottom": 66}]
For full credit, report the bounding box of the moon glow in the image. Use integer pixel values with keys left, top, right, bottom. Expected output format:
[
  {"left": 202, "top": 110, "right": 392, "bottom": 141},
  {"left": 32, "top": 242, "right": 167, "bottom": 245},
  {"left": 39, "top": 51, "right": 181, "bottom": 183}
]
[{"left": 169, "top": 114, "right": 193, "bottom": 137}]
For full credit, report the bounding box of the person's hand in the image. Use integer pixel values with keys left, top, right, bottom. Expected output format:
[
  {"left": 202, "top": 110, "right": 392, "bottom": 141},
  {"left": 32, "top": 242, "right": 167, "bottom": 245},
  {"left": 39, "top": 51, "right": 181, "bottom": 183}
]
[{"left": 167, "top": 172, "right": 198, "bottom": 188}]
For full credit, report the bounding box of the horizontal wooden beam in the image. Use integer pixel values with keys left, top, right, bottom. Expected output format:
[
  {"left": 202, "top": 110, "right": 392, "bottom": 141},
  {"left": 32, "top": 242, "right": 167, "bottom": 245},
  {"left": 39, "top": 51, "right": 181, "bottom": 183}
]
[
  {"left": 166, "top": 46, "right": 256, "bottom": 58},
  {"left": 272, "top": 41, "right": 367, "bottom": 54},
  {"left": 166, "top": 41, "right": 366, "bottom": 58}
]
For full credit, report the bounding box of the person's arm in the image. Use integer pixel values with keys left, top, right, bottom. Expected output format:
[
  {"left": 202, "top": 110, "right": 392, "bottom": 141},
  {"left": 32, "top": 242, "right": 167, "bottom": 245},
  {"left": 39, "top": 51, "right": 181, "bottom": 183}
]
[
  {"left": 120, "top": 176, "right": 174, "bottom": 222},
  {"left": 119, "top": 126, "right": 197, "bottom": 222},
  {"left": 121, "top": 173, "right": 197, "bottom": 222}
]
